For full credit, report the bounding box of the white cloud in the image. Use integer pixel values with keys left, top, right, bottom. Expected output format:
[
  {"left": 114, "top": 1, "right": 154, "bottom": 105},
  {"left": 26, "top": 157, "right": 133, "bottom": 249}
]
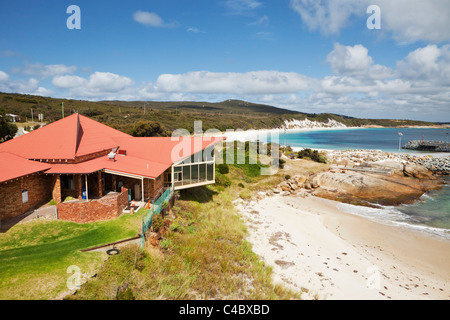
[
  {"left": 16, "top": 62, "right": 77, "bottom": 79},
  {"left": 51, "top": 72, "right": 135, "bottom": 99},
  {"left": 224, "top": 0, "right": 262, "bottom": 15},
  {"left": 0, "top": 70, "right": 9, "bottom": 82},
  {"left": 290, "top": 0, "right": 450, "bottom": 43},
  {"left": 249, "top": 15, "right": 270, "bottom": 26},
  {"left": 377, "top": 0, "right": 450, "bottom": 43},
  {"left": 0, "top": 76, "right": 52, "bottom": 96},
  {"left": 87, "top": 72, "right": 134, "bottom": 92},
  {"left": 326, "top": 43, "right": 393, "bottom": 79},
  {"left": 187, "top": 27, "right": 206, "bottom": 34},
  {"left": 2, "top": 43, "right": 450, "bottom": 121},
  {"left": 290, "top": 0, "right": 363, "bottom": 35},
  {"left": 133, "top": 11, "right": 175, "bottom": 28},
  {"left": 155, "top": 71, "right": 312, "bottom": 95},
  {"left": 52, "top": 75, "right": 87, "bottom": 88},
  {"left": 396, "top": 45, "right": 450, "bottom": 84}
]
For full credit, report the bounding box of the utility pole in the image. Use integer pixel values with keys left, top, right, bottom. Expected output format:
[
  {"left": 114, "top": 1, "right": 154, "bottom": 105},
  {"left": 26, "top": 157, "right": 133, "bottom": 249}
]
[
  {"left": 31, "top": 108, "right": 34, "bottom": 123},
  {"left": 62, "top": 102, "right": 65, "bottom": 119}
]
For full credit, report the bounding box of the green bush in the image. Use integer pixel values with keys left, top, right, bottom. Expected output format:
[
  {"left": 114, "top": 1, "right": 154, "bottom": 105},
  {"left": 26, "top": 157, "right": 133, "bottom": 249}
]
[
  {"left": 297, "top": 149, "right": 327, "bottom": 164},
  {"left": 217, "top": 164, "right": 230, "bottom": 174},
  {"left": 215, "top": 172, "right": 232, "bottom": 187}
]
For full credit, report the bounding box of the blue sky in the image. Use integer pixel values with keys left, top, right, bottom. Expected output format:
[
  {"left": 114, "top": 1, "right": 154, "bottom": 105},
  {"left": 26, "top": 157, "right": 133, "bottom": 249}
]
[{"left": 0, "top": 0, "right": 449, "bottom": 122}]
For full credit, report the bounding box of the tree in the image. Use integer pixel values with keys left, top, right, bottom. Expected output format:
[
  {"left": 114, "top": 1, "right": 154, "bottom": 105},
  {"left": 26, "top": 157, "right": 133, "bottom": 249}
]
[
  {"left": 0, "top": 108, "right": 18, "bottom": 142},
  {"left": 131, "top": 120, "right": 169, "bottom": 137}
]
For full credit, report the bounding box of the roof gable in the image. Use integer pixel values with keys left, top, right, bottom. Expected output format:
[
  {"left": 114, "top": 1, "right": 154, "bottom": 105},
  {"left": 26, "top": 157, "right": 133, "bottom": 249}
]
[
  {"left": 0, "top": 152, "right": 51, "bottom": 183},
  {"left": 0, "top": 113, "right": 80, "bottom": 159},
  {"left": 0, "top": 113, "right": 132, "bottom": 160}
]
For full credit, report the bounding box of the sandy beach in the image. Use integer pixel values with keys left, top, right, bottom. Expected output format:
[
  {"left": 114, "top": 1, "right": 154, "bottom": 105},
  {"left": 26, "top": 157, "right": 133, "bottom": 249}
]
[{"left": 235, "top": 192, "right": 450, "bottom": 300}]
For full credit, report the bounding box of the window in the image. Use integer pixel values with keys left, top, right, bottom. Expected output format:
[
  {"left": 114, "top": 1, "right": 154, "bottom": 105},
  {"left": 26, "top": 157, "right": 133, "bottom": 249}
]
[
  {"left": 199, "top": 164, "right": 206, "bottom": 182},
  {"left": 183, "top": 166, "right": 190, "bottom": 185},
  {"left": 207, "top": 164, "right": 214, "bottom": 181},
  {"left": 191, "top": 164, "right": 199, "bottom": 184},
  {"left": 61, "top": 175, "right": 74, "bottom": 190},
  {"left": 22, "top": 190, "right": 29, "bottom": 203},
  {"left": 174, "top": 172, "right": 182, "bottom": 182}
]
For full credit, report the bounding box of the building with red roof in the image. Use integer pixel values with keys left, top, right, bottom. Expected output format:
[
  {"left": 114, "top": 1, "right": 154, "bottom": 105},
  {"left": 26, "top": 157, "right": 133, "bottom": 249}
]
[{"left": 0, "top": 113, "right": 224, "bottom": 223}]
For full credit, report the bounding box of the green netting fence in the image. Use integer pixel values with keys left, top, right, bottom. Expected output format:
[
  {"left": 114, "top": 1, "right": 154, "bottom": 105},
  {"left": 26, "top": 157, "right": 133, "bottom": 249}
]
[{"left": 140, "top": 187, "right": 174, "bottom": 248}]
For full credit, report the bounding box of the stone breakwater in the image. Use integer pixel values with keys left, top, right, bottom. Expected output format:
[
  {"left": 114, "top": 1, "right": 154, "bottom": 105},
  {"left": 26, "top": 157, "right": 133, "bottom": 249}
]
[
  {"left": 324, "top": 149, "right": 450, "bottom": 175},
  {"left": 403, "top": 140, "right": 450, "bottom": 152}
]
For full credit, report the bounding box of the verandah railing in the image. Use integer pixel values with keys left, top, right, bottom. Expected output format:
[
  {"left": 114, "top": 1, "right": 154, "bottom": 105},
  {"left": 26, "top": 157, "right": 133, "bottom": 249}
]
[{"left": 140, "top": 186, "right": 174, "bottom": 248}]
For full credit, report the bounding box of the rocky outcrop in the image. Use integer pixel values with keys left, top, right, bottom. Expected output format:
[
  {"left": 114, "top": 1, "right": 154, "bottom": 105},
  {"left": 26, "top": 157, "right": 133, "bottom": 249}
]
[
  {"left": 272, "top": 154, "right": 443, "bottom": 207},
  {"left": 402, "top": 163, "right": 435, "bottom": 179},
  {"left": 310, "top": 168, "right": 441, "bottom": 206}
]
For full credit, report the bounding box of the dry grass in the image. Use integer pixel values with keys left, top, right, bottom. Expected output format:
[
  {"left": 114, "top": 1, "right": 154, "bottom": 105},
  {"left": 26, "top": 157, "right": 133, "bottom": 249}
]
[{"left": 69, "top": 166, "right": 302, "bottom": 300}]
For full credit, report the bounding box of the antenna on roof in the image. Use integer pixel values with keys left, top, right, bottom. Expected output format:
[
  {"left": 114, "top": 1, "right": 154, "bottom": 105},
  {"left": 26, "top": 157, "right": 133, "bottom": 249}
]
[{"left": 108, "top": 146, "right": 119, "bottom": 162}]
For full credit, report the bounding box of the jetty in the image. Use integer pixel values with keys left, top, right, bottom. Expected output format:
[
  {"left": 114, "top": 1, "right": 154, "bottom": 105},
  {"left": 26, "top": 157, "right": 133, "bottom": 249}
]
[{"left": 403, "top": 140, "right": 450, "bottom": 152}]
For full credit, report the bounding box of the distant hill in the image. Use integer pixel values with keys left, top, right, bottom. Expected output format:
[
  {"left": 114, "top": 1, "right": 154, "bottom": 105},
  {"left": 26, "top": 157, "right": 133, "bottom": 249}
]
[
  {"left": 0, "top": 92, "right": 439, "bottom": 135},
  {"left": 101, "top": 99, "right": 300, "bottom": 115}
]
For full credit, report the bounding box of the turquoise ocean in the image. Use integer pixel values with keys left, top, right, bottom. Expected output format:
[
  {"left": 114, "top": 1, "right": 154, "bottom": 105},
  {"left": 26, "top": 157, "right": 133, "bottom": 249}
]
[{"left": 279, "top": 127, "right": 450, "bottom": 239}]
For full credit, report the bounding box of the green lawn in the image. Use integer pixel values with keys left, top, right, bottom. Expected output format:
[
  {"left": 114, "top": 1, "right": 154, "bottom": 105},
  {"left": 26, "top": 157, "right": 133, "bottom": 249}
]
[{"left": 0, "top": 211, "right": 143, "bottom": 300}]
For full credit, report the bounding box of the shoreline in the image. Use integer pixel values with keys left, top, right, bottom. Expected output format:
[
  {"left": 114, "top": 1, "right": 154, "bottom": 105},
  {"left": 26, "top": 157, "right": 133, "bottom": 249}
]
[
  {"left": 235, "top": 193, "right": 450, "bottom": 300},
  {"left": 221, "top": 124, "right": 450, "bottom": 142}
]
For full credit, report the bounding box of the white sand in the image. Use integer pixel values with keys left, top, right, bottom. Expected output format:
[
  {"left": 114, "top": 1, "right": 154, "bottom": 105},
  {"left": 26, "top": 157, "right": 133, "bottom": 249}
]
[{"left": 235, "top": 193, "right": 450, "bottom": 300}]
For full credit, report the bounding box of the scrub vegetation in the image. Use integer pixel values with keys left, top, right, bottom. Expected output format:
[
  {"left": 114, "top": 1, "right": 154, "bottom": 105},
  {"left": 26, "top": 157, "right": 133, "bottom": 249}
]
[{"left": 0, "top": 92, "right": 437, "bottom": 139}]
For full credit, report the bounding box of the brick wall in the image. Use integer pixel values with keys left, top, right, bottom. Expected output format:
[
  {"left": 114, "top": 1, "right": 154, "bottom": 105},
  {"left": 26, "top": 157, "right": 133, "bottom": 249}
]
[
  {"left": 0, "top": 173, "right": 52, "bottom": 220},
  {"left": 57, "top": 187, "right": 129, "bottom": 223},
  {"left": 51, "top": 174, "right": 61, "bottom": 203},
  {"left": 145, "top": 175, "right": 164, "bottom": 200},
  {"left": 35, "top": 149, "right": 112, "bottom": 164}
]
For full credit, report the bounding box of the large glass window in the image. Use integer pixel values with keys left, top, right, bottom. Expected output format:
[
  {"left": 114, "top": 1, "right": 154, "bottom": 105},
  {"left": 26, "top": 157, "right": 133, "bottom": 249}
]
[
  {"left": 207, "top": 164, "right": 214, "bottom": 181},
  {"left": 191, "top": 164, "right": 199, "bottom": 184},
  {"left": 183, "top": 166, "right": 190, "bottom": 185},
  {"left": 172, "top": 148, "right": 216, "bottom": 188},
  {"left": 199, "top": 164, "right": 206, "bottom": 182}
]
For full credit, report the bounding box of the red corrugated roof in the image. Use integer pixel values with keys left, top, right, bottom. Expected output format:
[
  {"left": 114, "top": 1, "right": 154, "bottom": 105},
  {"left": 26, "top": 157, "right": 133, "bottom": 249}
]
[
  {"left": 0, "top": 113, "right": 225, "bottom": 180},
  {"left": 113, "top": 136, "right": 221, "bottom": 165},
  {"left": 46, "top": 136, "right": 225, "bottom": 179},
  {"left": 0, "top": 152, "right": 51, "bottom": 183},
  {"left": 0, "top": 113, "right": 130, "bottom": 160}
]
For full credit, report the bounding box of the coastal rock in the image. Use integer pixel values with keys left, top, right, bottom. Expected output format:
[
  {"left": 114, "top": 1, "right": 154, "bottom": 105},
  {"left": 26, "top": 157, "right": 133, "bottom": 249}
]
[
  {"left": 304, "top": 181, "right": 312, "bottom": 190},
  {"left": 371, "top": 160, "right": 404, "bottom": 173},
  {"left": 402, "top": 163, "right": 434, "bottom": 180},
  {"left": 311, "top": 169, "right": 442, "bottom": 206}
]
